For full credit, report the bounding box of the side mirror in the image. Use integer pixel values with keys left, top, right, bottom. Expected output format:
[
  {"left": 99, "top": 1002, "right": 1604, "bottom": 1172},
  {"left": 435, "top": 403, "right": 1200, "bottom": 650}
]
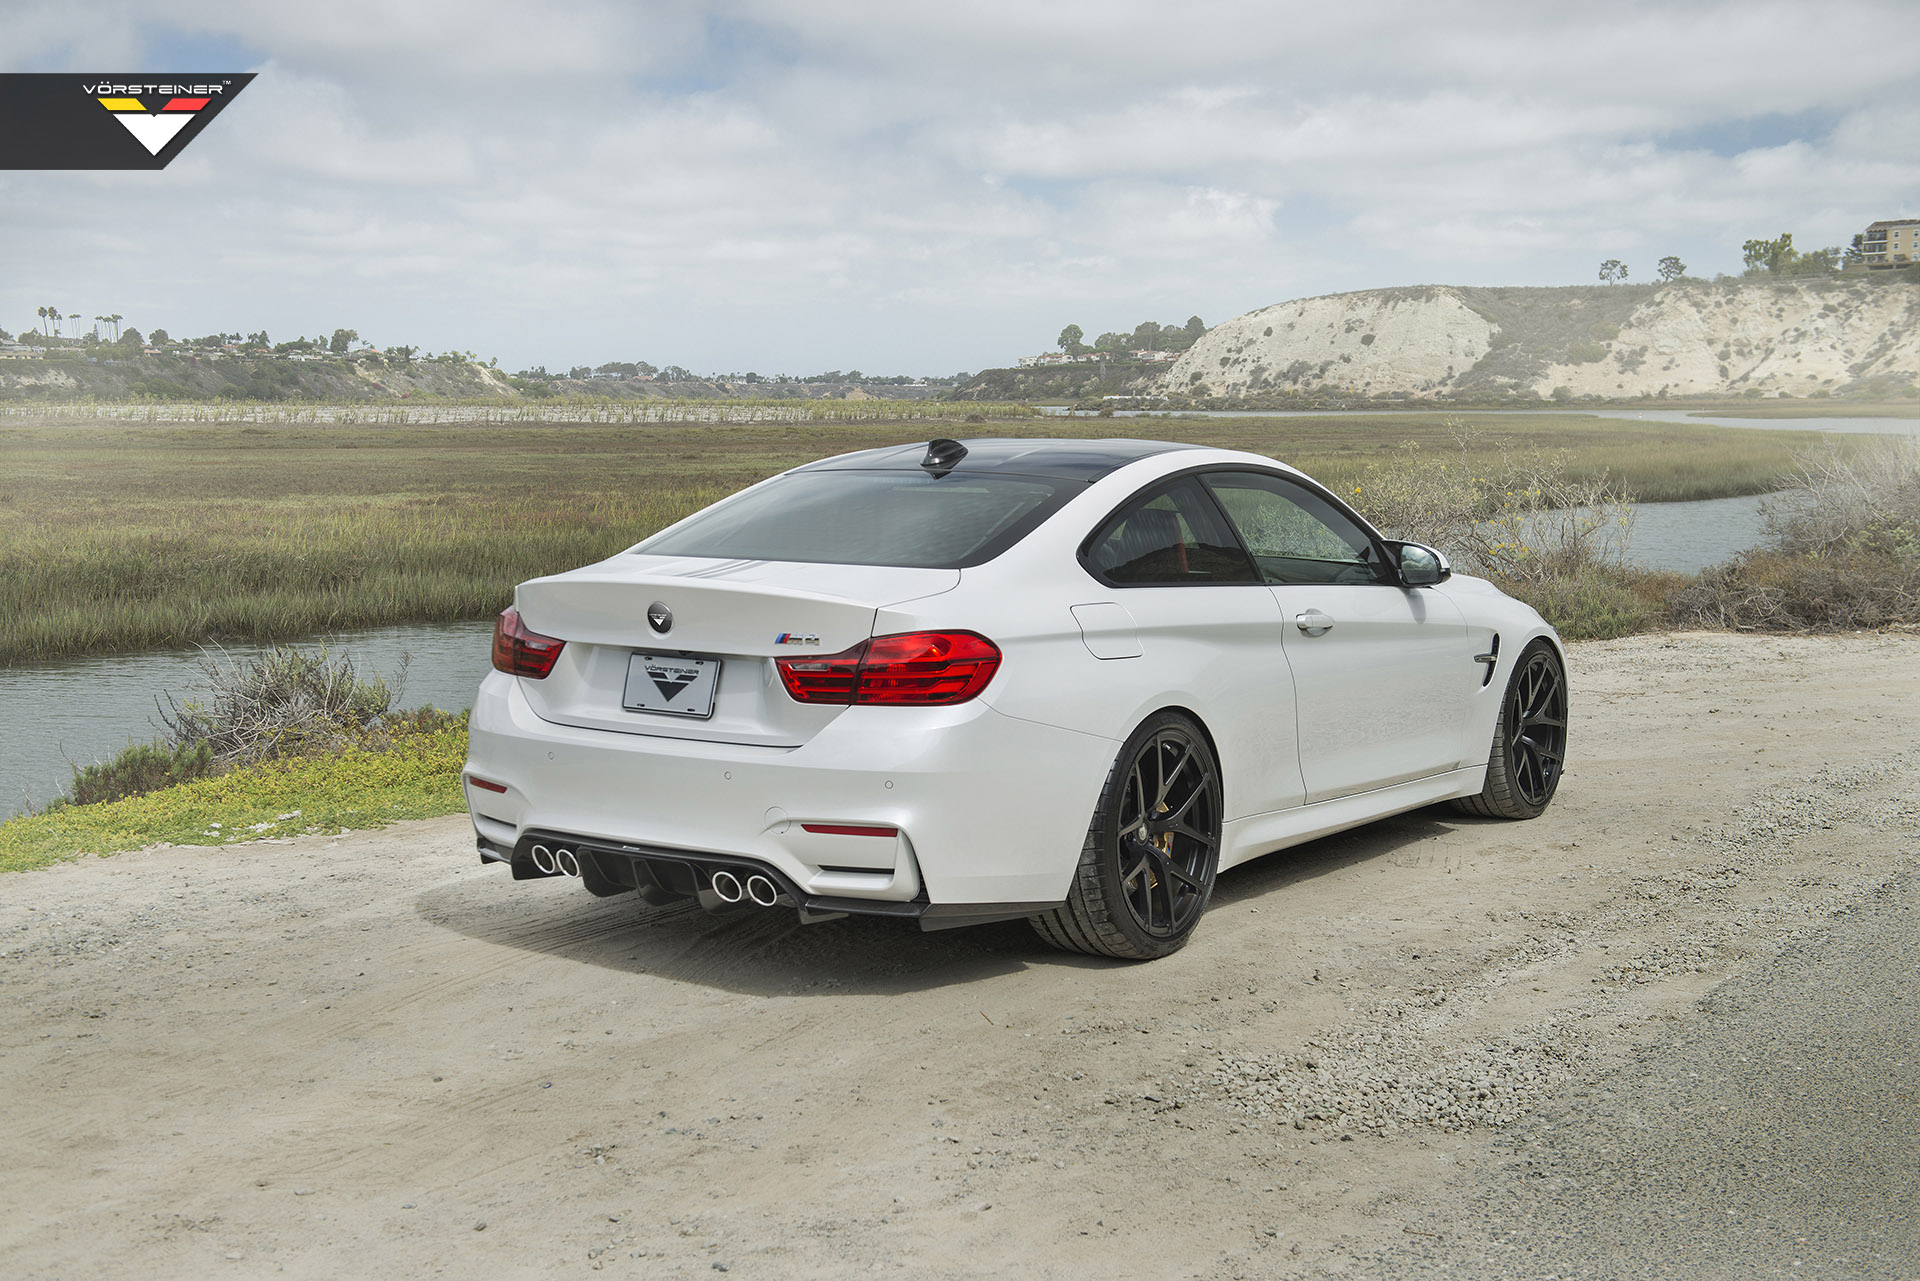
[{"left": 1389, "top": 541, "right": 1451, "bottom": 587}]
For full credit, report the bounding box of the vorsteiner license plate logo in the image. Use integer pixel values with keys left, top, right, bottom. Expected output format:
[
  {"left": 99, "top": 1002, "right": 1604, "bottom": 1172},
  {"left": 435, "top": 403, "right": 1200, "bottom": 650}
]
[
  {"left": 623, "top": 651, "right": 720, "bottom": 719},
  {"left": 0, "top": 73, "right": 255, "bottom": 169},
  {"left": 645, "top": 661, "right": 700, "bottom": 701}
]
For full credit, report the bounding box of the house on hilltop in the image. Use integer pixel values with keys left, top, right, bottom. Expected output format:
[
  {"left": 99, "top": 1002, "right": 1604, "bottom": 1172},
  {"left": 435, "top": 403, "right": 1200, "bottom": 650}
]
[{"left": 1860, "top": 219, "right": 1920, "bottom": 266}]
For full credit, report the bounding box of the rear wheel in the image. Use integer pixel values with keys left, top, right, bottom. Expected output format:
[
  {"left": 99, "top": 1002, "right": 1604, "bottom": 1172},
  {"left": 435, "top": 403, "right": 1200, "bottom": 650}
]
[
  {"left": 1031, "top": 711, "right": 1222, "bottom": 960},
  {"left": 1455, "top": 640, "right": 1567, "bottom": 820}
]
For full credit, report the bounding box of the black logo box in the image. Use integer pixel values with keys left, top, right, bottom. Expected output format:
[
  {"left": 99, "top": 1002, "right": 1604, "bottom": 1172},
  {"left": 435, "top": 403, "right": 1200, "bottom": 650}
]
[{"left": 0, "top": 73, "right": 255, "bottom": 170}]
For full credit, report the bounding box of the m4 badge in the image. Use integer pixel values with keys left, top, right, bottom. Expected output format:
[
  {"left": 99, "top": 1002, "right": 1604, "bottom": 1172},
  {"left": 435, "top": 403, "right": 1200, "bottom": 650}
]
[{"left": 774, "top": 633, "right": 820, "bottom": 646}]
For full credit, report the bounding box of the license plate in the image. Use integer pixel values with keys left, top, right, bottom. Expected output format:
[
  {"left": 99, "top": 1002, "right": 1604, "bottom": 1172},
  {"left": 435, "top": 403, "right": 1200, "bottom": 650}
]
[{"left": 622, "top": 651, "right": 721, "bottom": 719}]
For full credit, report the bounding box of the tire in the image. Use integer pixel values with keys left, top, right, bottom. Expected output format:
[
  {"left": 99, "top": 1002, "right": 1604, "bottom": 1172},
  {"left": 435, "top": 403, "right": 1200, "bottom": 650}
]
[
  {"left": 1455, "top": 639, "right": 1567, "bottom": 820},
  {"left": 1030, "top": 711, "right": 1223, "bottom": 960}
]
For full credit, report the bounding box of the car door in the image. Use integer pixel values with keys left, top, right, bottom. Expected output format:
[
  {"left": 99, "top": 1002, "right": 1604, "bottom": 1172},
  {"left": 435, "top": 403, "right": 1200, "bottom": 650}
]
[
  {"left": 1202, "top": 470, "right": 1472, "bottom": 804},
  {"left": 1081, "top": 475, "right": 1305, "bottom": 820}
]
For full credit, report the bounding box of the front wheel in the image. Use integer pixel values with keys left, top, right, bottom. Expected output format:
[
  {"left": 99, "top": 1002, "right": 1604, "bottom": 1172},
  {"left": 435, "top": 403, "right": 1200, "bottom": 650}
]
[
  {"left": 1031, "top": 711, "right": 1223, "bottom": 960},
  {"left": 1455, "top": 640, "right": 1567, "bottom": 820}
]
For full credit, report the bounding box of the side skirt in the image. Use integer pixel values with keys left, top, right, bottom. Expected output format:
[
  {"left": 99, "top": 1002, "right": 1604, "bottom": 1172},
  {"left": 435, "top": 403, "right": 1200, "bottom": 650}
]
[{"left": 1218, "top": 766, "right": 1486, "bottom": 871}]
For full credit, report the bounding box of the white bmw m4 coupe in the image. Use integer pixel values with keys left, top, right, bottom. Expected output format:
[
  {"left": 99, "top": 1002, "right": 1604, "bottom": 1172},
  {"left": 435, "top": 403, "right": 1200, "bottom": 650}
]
[{"left": 464, "top": 437, "right": 1566, "bottom": 959}]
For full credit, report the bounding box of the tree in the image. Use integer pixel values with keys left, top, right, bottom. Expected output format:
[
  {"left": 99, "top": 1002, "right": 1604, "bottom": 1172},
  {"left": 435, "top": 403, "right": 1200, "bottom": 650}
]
[
  {"left": 149, "top": 328, "right": 170, "bottom": 345},
  {"left": 1185, "top": 316, "right": 1205, "bottom": 338},
  {"left": 1743, "top": 233, "right": 1797, "bottom": 274},
  {"left": 108, "top": 313, "right": 122, "bottom": 340},
  {"left": 121, "top": 327, "right": 143, "bottom": 348},
  {"left": 1847, "top": 234, "right": 1866, "bottom": 264},
  {"left": 67, "top": 313, "right": 81, "bottom": 338},
  {"left": 1093, "top": 331, "right": 1129, "bottom": 353},
  {"left": 1598, "top": 258, "right": 1627, "bottom": 284},
  {"left": 1657, "top": 256, "right": 1686, "bottom": 282},
  {"left": 35, "top": 306, "right": 47, "bottom": 336},
  {"left": 1056, "top": 323, "right": 1085, "bottom": 354},
  {"left": 1131, "top": 320, "right": 1164, "bottom": 351},
  {"left": 329, "top": 327, "right": 359, "bottom": 355}
]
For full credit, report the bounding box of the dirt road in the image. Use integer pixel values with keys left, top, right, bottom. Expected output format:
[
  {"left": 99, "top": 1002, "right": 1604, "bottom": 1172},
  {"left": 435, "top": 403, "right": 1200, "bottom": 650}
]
[{"left": 4, "top": 631, "right": 1917, "bottom": 1279}]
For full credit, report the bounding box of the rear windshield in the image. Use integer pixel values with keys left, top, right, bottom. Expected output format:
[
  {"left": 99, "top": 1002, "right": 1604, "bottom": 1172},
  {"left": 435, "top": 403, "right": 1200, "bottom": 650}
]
[{"left": 633, "top": 470, "right": 1076, "bottom": 569}]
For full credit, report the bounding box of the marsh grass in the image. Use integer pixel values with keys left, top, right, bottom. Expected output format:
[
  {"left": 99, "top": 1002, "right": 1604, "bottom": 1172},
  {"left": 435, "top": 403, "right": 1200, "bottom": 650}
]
[
  {"left": 1674, "top": 438, "right": 1920, "bottom": 630},
  {"left": 0, "top": 412, "right": 1861, "bottom": 662}
]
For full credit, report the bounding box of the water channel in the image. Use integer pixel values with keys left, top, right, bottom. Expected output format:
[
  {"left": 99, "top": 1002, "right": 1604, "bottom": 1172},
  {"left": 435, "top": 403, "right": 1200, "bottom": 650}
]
[{"left": 2, "top": 410, "right": 1910, "bottom": 818}]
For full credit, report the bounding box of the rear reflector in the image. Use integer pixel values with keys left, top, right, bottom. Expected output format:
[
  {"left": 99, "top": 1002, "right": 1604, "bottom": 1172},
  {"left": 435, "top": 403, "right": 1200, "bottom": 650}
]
[
  {"left": 492, "top": 606, "right": 565, "bottom": 679},
  {"left": 777, "top": 631, "right": 1001, "bottom": 706},
  {"left": 466, "top": 775, "right": 509, "bottom": 794},
  {"left": 800, "top": 823, "right": 900, "bottom": 838}
]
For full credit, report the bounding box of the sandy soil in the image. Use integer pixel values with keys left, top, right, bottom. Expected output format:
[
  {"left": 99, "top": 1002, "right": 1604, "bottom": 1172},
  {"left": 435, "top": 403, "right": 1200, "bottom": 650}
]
[{"left": 3, "top": 631, "right": 1917, "bottom": 1280}]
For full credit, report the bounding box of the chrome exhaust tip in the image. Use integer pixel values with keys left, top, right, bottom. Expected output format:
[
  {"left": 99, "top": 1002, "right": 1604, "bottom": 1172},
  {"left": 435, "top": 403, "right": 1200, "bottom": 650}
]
[
  {"left": 710, "top": 869, "right": 744, "bottom": 903},
  {"left": 555, "top": 848, "right": 581, "bottom": 878},
  {"left": 531, "top": 843, "right": 556, "bottom": 875},
  {"left": 745, "top": 874, "right": 779, "bottom": 907}
]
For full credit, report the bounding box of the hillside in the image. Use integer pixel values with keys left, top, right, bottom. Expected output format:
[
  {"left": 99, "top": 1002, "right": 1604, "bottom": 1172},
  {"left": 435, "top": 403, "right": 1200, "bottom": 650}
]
[
  {"left": 0, "top": 351, "right": 942, "bottom": 405},
  {"left": 1159, "top": 276, "right": 1920, "bottom": 401}
]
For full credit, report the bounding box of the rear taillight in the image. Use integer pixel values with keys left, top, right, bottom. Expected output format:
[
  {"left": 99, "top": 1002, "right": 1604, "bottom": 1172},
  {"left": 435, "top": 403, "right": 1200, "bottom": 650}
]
[
  {"left": 491, "top": 607, "right": 565, "bottom": 679},
  {"left": 777, "top": 631, "right": 1001, "bottom": 706}
]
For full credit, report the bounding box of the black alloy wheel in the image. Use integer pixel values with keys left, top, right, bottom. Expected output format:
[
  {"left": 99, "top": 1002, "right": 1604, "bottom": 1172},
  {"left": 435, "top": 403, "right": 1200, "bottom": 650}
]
[
  {"left": 1457, "top": 640, "right": 1567, "bottom": 820},
  {"left": 1031, "top": 711, "right": 1223, "bottom": 960}
]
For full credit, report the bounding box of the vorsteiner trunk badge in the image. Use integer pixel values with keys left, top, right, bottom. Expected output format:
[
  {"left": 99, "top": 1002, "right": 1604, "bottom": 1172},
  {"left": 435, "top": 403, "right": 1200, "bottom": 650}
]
[{"left": 647, "top": 602, "right": 672, "bottom": 634}]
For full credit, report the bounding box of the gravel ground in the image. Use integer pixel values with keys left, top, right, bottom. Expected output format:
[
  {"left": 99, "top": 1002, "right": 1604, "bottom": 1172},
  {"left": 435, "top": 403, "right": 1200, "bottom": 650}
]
[
  {"left": 1325, "top": 868, "right": 1920, "bottom": 1279},
  {"left": 2, "top": 630, "right": 1917, "bottom": 1279}
]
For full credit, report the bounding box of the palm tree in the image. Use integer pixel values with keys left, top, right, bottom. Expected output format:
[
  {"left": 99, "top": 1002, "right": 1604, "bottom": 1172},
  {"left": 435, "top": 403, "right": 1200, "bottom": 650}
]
[
  {"left": 108, "top": 313, "right": 123, "bottom": 340},
  {"left": 67, "top": 313, "right": 81, "bottom": 339}
]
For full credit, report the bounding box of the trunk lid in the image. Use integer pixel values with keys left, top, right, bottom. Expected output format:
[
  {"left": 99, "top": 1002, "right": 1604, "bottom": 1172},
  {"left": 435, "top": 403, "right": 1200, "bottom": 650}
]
[{"left": 513, "top": 554, "right": 960, "bottom": 746}]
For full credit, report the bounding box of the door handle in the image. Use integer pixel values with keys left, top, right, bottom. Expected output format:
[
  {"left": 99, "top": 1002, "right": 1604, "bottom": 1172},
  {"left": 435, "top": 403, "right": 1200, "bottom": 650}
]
[{"left": 1294, "top": 609, "right": 1334, "bottom": 637}]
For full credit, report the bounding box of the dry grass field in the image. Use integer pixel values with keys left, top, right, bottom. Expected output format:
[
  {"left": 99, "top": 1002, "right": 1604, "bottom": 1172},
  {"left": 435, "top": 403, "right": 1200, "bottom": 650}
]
[{"left": 0, "top": 411, "right": 1853, "bottom": 663}]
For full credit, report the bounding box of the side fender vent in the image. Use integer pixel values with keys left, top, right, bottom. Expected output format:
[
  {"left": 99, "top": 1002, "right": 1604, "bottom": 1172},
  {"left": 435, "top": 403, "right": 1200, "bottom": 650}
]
[{"left": 1475, "top": 633, "right": 1501, "bottom": 687}]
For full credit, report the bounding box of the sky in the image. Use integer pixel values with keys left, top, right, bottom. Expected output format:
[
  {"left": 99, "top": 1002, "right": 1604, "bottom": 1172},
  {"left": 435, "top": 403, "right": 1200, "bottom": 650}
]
[{"left": 4, "top": 0, "right": 1919, "bottom": 377}]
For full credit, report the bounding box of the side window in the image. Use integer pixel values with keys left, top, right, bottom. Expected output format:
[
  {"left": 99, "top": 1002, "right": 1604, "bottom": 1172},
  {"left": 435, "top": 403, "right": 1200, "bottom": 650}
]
[
  {"left": 1203, "top": 472, "right": 1390, "bottom": 586},
  {"left": 1084, "top": 477, "right": 1258, "bottom": 586}
]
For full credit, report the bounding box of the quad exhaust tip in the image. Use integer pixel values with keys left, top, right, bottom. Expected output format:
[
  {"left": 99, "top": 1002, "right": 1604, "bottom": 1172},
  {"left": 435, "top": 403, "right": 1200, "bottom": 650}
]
[
  {"left": 746, "top": 874, "right": 779, "bottom": 907},
  {"left": 710, "top": 869, "right": 745, "bottom": 903}
]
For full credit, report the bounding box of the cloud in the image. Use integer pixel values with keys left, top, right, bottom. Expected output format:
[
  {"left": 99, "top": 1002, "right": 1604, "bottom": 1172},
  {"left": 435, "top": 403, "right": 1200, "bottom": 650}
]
[{"left": 3, "top": 0, "right": 1918, "bottom": 372}]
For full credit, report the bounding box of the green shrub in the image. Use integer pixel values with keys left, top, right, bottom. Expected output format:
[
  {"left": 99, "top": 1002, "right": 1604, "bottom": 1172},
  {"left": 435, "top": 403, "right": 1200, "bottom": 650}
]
[
  {"left": 68, "top": 739, "right": 214, "bottom": 806},
  {"left": 1566, "top": 341, "right": 1608, "bottom": 364},
  {"left": 1502, "top": 566, "right": 1681, "bottom": 641}
]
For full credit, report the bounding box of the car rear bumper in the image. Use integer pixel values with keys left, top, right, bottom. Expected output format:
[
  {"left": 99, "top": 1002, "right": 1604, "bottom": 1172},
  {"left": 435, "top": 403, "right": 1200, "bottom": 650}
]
[{"left": 462, "top": 671, "right": 1116, "bottom": 909}]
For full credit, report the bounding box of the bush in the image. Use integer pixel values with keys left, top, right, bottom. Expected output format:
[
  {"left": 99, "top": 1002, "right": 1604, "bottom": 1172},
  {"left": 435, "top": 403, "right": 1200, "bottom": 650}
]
[
  {"left": 1672, "top": 438, "right": 1920, "bottom": 630},
  {"left": 67, "top": 739, "right": 215, "bottom": 806},
  {"left": 162, "top": 644, "right": 407, "bottom": 766},
  {"left": 1516, "top": 565, "right": 1683, "bottom": 641},
  {"left": 1566, "top": 341, "right": 1608, "bottom": 364}
]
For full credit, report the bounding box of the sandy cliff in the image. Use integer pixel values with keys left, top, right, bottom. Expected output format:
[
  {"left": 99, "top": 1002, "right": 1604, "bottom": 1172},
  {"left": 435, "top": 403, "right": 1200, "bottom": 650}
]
[{"left": 1162, "top": 278, "right": 1920, "bottom": 400}]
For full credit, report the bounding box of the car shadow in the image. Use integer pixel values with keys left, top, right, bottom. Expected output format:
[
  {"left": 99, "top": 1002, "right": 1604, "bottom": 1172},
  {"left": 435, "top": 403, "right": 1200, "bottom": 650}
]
[{"left": 413, "top": 804, "right": 1470, "bottom": 998}]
